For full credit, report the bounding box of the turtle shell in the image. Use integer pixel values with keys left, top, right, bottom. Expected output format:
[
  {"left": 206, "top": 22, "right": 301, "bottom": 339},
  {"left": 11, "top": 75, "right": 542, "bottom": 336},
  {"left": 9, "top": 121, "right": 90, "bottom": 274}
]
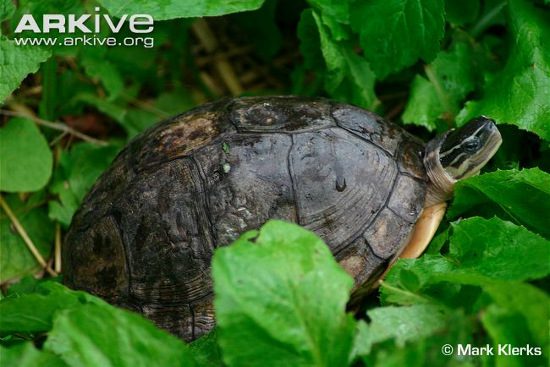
[{"left": 63, "top": 96, "right": 427, "bottom": 341}]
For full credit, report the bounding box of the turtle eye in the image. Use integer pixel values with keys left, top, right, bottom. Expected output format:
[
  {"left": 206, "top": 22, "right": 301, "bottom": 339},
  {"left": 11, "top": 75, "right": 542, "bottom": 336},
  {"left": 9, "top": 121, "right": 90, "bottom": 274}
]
[{"left": 462, "top": 137, "right": 480, "bottom": 152}]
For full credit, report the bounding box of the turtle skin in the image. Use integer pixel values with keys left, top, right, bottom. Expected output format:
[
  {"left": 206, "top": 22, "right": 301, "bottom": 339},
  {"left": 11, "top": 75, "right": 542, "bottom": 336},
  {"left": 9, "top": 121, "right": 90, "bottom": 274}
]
[{"left": 63, "top": 96, "right": 427, "bottom": 341}]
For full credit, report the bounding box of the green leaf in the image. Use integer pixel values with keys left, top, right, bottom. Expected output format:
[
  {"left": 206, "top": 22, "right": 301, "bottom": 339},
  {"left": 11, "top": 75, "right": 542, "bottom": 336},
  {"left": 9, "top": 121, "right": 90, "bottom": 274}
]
[
  {"left": 402, "top": 42, "right": 476, "bottom": 131},
  {"left": 39, "top": 57, "right": 59, "bottom": 121},
  {"left": 0, "top": 194, "right": 54, "bottom": 282},
  {"left": 1, "top": 281, "right": 198, "bottom": 366},
  {"left": 190, "top": 329, "right": 224, "bottom": 367},
  {"left": 308, "top": 0, "right": 349, "bottom": 25},
  {"left": 0, "top": 281, "right": 103, "bottom": 335},
  {"left": 0, "top": 0, "right": 15, "bottom": 23},
  {"left": 380, "top": 255, "right": 454, "bottom": 305},
  {"left": 309, "top": 10, "right": 378, "bottom": 109},
  {"left": 48, "top": 142, "right": 121, "bottom": 227},
  {"left": 97, "top": 0, "right": 266, "bottom": 20},
  {"left": 350, "top": 0, "right": 445, "bottom": 77},
  {"left": 297, "top": 9, "right": 325, "bottom": 70},
  {"left": 353, "top": 308, "right": 475, "bottom": 367},
  {"left": 73, "top": 93, "right": 127, "bottom": 125},
  {"left": 296, "top": 9, "right": 378, "bottom": 108},
  {"left": 482, "top": 281, "right": 549, "bottom": 348},
  {"left": 212, "top": 220, "right": 356, "bottom": 367},
  {"left": 445, "top": 0, "right": 480, "bottom": 25},
  {"left": 381, "top": 236, "right": 549, "bottom": 365},
  {"left": 362, "top": 304, "right": 448, "bottom": 352},
  {"left": 482, "top": 304, "right": 546, "bottom": 367},
  {"left": 80, "top": 51, "right": 124, "bottom": 100},
  {"left": 229, "top": 0, "right": 282, "bottom": 61},
  {"left": 0, "top": 118, "right": 53, "bottom": 192},
  {"left": 457, "top": 0, "right": 550, "bottom": 140},
  {"left": 382, "top": 217, "right": 550, "bottom": 306},
  {"left": 401, "top": 76, "right": 440, "bottom": 131},
  {"left": 0, "top": 37, "right": 51, "bottom": 102},
  {"left": 44, "top": 303, "right": 198, "bottom": 367},
  {"left": 448, "top": 217, "right": 550, "bottom": 281},
  {"left": 0, "top": 343, "right": 68, "bottom": 367},
  {"left": 449, "top": 168, "right": 550, "bottom": 238},
  {"left": 5, "top": 275, "right": 49, "bottom": 295}
]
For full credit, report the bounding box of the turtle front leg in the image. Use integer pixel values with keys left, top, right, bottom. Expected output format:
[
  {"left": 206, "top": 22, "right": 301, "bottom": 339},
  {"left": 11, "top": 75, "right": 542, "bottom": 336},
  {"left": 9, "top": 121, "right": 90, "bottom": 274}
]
[
  {"left": 399, "top": 202, "right": 447, "bottom": 259},
  {"left": 369, "top": 202, "right": 447, "bottom": 292}
]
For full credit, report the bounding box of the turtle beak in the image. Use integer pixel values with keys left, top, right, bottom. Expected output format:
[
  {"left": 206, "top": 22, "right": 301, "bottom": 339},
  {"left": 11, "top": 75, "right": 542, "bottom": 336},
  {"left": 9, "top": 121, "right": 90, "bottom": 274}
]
[{"left": 476, "top": 117, "right": 501, "bottom": 151}]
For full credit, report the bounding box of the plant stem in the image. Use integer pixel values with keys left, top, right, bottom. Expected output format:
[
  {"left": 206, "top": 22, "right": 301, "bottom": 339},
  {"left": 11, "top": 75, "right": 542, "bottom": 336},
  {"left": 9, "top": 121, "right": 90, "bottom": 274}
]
[
  {"left": 0, "top": 107, "right": 107, "bottom": 146},
  {"left": 0, "top": 195, "right": 57, "bottom": 277},
  {"left": 55, "top": 223, "right": 62, "bottom": 273},
  {"left": 470, "top": 1, "right": 507, "bottom": 38},
  {"left": 424, "top": 64, "right": 453, "bottom": 126},
  {"left": 379, "top": 280, "right": 429, "bottom": 303}
]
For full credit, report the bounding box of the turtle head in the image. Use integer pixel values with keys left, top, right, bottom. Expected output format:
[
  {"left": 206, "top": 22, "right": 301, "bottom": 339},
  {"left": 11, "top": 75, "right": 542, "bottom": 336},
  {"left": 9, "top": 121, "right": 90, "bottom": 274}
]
[
  {"left": 439, "top": 116, "right": 502, "bottom": 180},
  {"left": 424, "top": 117, "right": 502, "bottom": 206}
]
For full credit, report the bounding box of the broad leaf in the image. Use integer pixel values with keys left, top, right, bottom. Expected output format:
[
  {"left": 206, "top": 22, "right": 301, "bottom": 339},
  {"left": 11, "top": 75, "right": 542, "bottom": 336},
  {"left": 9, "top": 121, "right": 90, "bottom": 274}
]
[
  {"left": 482, "top": 282, "right": 549, "bottom": 349},
  {"left": 0, "top": 194, "right": 53, "bottom": 282},
  {"left": 350, "top": 0, "right": 445, "bottom": 77},
  {"left": 190, "top": 329, "right": 224, "bottom": 367},
  {"left": 48, "top": 142, "right": 120, "bottom": 227},
  {"left": 384, "top": 217, "right": 550, "bottom": 287},
  {"left": 457, "top": 0, "right": 550, "bottom": 140},
  {"left": 0, "top": 343, "right": 68, "bottom": 367},
  {"left": 44, "top": 303, "right": 198, "bottom": 367},
  {"left": 448, "top": 217, "right": 550, "bottom": 281},
  {"left": 0, "top": 0, "right": 15, "bottom": 23},
  {"left": 382, "top": 217, "right": 550, "bottom": 304},
  {"left": 445, "top": 0, "right": 480, "bottom": 25},
  {"left": 0, "top": 37, "right": 51, "bottom": 102},
  {"left": 229, "top": 0, "right": 282, "bottom": 61},
  {"left": 449, "top": 168, "right": 550, "bottom": 238},
  {"left": 98, "top": 0, "right": 265, "bottom": 20},
  {"left": 353, "top": 307, "right": 474, "bottom": 367},
  {"left": 307, "top": 0, "right": 349, "bottom": 25},
  {"left": 360, "top": 304, "right": 448, "bottom": 352},
  {"left": 213, "top": 220, "right": 356, "bottom": 367},
  {"left": 308, "top": 10, "right": 378, "bottom": 109},
  {"left": 1, "top": 281, "right": 198, "bottom": 366},
  {"left": 0, "top": 118, "right": 52, "bottom": 192},
  {"left": 482, "top": 304, "right": 545, "bottom": 367},
  {"left": 0, "top": 281, "right": 104, "bottom": 334},
  {"left": 80, "top": 50, "right": 124, "bottom": 100},
  {"left": 402, "top": 42, "right": 476, "bottom": 131}
]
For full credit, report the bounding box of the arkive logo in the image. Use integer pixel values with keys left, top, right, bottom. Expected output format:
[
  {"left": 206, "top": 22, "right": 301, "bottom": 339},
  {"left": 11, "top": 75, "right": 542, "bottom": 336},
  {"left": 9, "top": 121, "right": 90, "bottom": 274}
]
[
  {"left": 14, "top": 7, "right": 154, "bottom": 34},
  {"left": 13, "top": 7, "right": 155, "bottom": 48}
]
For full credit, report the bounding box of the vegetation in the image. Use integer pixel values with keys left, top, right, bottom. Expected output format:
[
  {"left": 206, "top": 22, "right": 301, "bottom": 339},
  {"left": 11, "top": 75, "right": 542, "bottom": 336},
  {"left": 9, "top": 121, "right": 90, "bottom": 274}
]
[{"left": 1, "top": 0, "right": 549, "bottom": 366}]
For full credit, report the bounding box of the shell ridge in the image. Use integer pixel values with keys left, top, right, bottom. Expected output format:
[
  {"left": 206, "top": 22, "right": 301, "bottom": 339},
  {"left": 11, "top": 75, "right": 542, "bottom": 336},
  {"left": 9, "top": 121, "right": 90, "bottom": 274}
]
[
  {"left": 286, "top": 134, "right": 302, "bottom": 225},
  {"left": 189, "top": 155, "right": 218, "bottom": 248},
  {"left": 333, "top": 121, "right": 395, "bottom": 158}
]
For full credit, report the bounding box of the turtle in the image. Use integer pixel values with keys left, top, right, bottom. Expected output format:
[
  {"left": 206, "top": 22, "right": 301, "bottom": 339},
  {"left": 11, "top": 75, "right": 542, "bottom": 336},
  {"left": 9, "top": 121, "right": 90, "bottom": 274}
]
[{"left": 63, "top": 96, "right": 502, "bottom": 341}]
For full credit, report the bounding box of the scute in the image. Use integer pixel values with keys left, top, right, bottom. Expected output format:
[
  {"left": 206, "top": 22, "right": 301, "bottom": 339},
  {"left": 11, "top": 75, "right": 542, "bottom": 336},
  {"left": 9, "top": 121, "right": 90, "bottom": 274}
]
[
  {"left": 63, "top": 96, "right": 428, "bottom": 342},
  {"left": 396, "top": 139, "right": 426, "bottom": 179},
  {"left": 193, "top": 132, "right": 296, "bottom": 245},
  {"left": 113, "top": 158, "right": 214, "bottom": 305},
  {"left": 387, "top": 175, "right": 425, "bottom": 223},
  {"left": 363, "top": 208, "right": 416, "bottom": 259},
  {"left": 332, "top": 103, "right": 403, "bottom": 155},
  {"left": 64, "top": 216, "right": 128, "bottom": 303},
  {"left": 127, "top": 99, "right": 234, "bottom": 172},
  {"left": 230, "top": 96, "right": 335, "bottom": 132},
  {"left": 289, "top": 127, "right": 397, "bottom": 254}
]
